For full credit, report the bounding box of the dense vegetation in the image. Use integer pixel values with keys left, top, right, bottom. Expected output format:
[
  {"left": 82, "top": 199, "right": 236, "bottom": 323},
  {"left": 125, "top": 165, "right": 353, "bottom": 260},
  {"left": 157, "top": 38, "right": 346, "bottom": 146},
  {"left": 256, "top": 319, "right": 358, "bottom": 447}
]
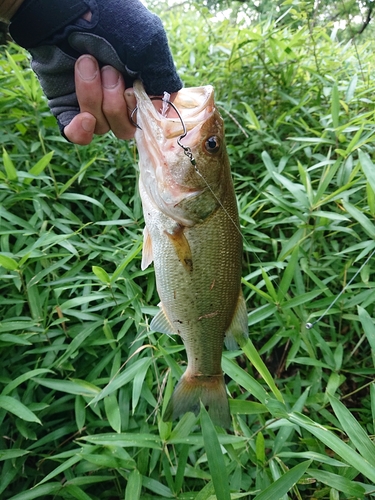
[{"left": 1, "top": 2, "right": 375, "bottom": 498}]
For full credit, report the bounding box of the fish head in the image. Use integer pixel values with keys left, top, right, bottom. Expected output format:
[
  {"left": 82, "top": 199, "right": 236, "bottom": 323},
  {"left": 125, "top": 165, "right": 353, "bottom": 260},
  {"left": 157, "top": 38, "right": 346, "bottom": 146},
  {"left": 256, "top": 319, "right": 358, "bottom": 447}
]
[{"left": 134, "top": 81, "right": 229, "bottom": 226}]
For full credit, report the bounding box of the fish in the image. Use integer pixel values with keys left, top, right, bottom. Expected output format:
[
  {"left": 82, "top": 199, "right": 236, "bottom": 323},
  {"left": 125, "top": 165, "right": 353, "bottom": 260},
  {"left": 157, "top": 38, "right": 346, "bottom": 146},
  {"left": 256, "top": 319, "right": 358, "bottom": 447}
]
[{"left": 133, "top": 80, "right": 248, "bottom": 427}]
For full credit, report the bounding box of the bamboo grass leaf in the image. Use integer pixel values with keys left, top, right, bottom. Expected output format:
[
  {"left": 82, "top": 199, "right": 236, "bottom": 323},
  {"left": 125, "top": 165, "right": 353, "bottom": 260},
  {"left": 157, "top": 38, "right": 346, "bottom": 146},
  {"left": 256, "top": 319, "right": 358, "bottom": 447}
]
[
  {"left": 237, "top": 337, "right": 284, "bottom": 403},
  {"left": 125, "top": 469, "right": 142, "bottom": 500},
  {"left": 104, "top": 394, "right": 121, "bottom": 433},
  {"left": 253, "top": 460, "right": 312, "bottom": 500},
  {"left": 92, "top": 266, "right": 111, "bottom": 284},
  {"left": 328, "top": 394, "right": 375, "bottom": 467},
  {"left": 342, "top": 200, "right": 375, "bottom": 238},
  {"left": 288, "top": 412, "right": 375, "bottom": 482},
  {"left": 200, "top": 403, "right": 231, "bottom": 500},
  {"left": 277, "top": 245, "right": 299, "bottom": 301},
  {"left": 308, "top": 469, "right": 365, "bottom": 496},
  {"left": 0, "top": 254, "right": 19, "bottom": 271},
  {"left": 2, "top": 148, "right": 17, "bottom": 181},
  {"left": 24, "top": 151, "right": 54, "bottom": 185},
  {"left": 34, "top": 455, "right": 82, "bottom": 487},
  {"left": 2, "top": 369, "right": 52, "bottom": 396},
  {"left": 0, "top": 395, "right": 41, "bottom": 424},
  {"left": 331, "top": 83, "right": 340, "bottom": 129},
  {"left": 6, "top": 483, "right": 64, "bottom": 500},
  {"left": 358, "top": 305, "right": 375, "bottom": 365}
]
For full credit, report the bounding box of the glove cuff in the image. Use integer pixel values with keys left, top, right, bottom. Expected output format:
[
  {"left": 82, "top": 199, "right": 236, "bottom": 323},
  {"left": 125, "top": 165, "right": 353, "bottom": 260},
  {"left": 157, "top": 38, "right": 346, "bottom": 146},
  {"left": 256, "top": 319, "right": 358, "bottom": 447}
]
[{"left": 9, "top": 0, "right": 88, "bottom": 48}]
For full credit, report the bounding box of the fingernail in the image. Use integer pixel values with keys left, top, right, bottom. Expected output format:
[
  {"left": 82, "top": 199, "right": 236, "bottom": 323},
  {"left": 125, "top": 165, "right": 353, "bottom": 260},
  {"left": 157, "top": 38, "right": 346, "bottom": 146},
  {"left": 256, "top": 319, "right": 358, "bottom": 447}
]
[
  {"left": 77, "top": 56, "right": 98, "bottom": 81},
  {"left": 102, "top": 66, "right": 120, "bottom": 89},
  {"left": 124, "top": 88, "right": 136, "bottom": 109},
  {"left": 82, "top": 117, "right": 95, "bottom": 133}
]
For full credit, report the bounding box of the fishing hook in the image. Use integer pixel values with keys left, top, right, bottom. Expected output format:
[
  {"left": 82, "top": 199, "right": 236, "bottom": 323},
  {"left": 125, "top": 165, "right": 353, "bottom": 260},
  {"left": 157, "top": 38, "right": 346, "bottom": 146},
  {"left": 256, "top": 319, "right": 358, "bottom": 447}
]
[{"left": 130, "top": 96, "right": 197, "bottom": 166}]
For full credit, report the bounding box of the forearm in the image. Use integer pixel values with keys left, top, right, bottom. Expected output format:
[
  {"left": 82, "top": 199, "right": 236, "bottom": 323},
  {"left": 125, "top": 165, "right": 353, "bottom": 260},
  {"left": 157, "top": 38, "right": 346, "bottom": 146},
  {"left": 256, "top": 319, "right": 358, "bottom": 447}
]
[{"left": 0, "top": 0, "right": 24, "bottom": 21}]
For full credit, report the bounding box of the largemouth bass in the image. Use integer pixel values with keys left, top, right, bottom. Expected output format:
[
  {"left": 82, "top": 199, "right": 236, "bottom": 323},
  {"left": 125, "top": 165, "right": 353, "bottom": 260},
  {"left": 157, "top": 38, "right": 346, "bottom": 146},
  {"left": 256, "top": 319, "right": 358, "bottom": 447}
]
[{"left": 134, "top": 81, "right": 248, "bottom": 427}]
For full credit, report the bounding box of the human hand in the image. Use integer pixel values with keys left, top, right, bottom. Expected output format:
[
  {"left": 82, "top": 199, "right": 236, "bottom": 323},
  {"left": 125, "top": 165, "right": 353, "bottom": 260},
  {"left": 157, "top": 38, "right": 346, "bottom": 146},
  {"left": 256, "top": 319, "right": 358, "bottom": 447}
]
[
  {"left": 9, "top": 0, "right": 182, "bottom": 143},
  {"left": 64, "top": 55, "right": 136, "bottom": 145}
]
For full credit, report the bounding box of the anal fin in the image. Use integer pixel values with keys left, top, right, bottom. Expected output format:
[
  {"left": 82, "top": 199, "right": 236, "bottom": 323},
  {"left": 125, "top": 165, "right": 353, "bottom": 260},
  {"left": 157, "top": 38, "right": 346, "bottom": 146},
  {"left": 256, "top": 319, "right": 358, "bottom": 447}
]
[
  {"left": 224, "top": 292, "right": 248, "bottom": 350},
  {"left": 150, "top": 304, "right": 177, "bottom": 338}
]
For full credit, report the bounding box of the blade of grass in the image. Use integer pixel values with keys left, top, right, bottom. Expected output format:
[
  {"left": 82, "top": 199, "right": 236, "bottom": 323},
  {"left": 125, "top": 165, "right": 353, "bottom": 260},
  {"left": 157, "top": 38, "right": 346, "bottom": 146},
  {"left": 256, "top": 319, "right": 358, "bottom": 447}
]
[
  {"left": 253, "top": 460, "right": 311, "bottom": 500},
  {"left": 288, "top": 412, "right": 375, "bottom": 483},
  {"left": 200, "top": 403, "right": 231, "bottom": 500}
]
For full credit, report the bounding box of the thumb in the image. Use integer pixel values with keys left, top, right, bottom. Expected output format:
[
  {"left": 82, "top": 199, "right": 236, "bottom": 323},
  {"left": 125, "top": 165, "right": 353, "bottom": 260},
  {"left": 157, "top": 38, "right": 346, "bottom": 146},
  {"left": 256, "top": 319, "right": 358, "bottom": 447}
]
[{"left": 63, "top": 112, "right": 96, "bottom": 145}]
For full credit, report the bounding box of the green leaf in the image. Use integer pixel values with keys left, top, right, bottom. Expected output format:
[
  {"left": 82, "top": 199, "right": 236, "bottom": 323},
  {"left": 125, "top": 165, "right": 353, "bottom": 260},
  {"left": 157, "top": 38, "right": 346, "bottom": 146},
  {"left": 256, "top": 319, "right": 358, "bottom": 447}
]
[
  {"left": 35, "top": 455, "right": 81, "bottom": 486},
  {"left": 0, "top": 395, "right": 41, "bottom": 424},
  {"left": 277, "top": 245, "right": 299, "bottom": 301},
  {"left": 331, "top": 83, "right": 340, "bottom": 129},
  {"left": 125, "top": 469, "right": 142, "bottom": 500},
  {"left": 0, "top": 449, "right": 30, "bottom": 461},
  {"left": 200, "top": 403, "right": 231, "bottom": 500},
  {"left": 237, "top": 337, "right": 284, "bottom": 403},
  {"left": 0, "top": 254, "right": 18, "bottom": 271},
  {"left": 229, "top": 399, "right": 267, "bottom": 415},
  {"left": 288, "top": 412, "right": 375, "bottom": 483},
  {"left": 328, "top": 394, "right": 375, "bottom": 468},
  {"left": 359, "top": 150, "right": 375, "bottom": 195},
  {"left": 24, "top": 151, "right": 54, "bottom": 185},
  {"left": 58, "top": 157, "right": 96, "bottom": 196},
  {"left": 358, "top": 305, "right": 375, "bottom": 365},
  {"left": 309, "top": 469, "right": 365, "bottom": 496},
  {"left": 253, "top": 460, "right": 311, "bottom": 500},
  {"left": 6, "top": 483, "right": 63, "bottom": 500},
  {"left": 2, "top": 148, "right": 17, "bottom": 181},
  {"left": 92, "top": 265, "right": 111, "bottom": 284},
  {"left": 32, "top": 378, "right": 100, "bottom": 397},
  {"left": 222, "top": 356, "right": 269, "bottom": 405},
  {"left": 63, "top": 485, "right": 94, "bottom": 500},
  {"left": 102, "top": 185, "right": 135, "bottom": 219},
  {"left": 2, "top": 369, "right": 52, "bottom": 395},
  {"left": 342, "top": 200, "right": 375, "bottom": 238},
  {"left": 80, "top": 433, "right": 162, "bottom": 450},
  {"left": 88, "top": 357, "right": 152, "bottom": 405},
  {"left": 141, "top": 475, "right": 174, "bottom": 498},
  {"left": 104, "top": 394, "right": 121, "bottom": 433}
]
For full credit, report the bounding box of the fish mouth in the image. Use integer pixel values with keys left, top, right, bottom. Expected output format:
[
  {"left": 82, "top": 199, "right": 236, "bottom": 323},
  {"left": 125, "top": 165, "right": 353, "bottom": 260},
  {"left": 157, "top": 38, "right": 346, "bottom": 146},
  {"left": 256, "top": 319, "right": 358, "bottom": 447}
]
[{"left": 133, "top": 81, "right": 215, "bottom": 146}]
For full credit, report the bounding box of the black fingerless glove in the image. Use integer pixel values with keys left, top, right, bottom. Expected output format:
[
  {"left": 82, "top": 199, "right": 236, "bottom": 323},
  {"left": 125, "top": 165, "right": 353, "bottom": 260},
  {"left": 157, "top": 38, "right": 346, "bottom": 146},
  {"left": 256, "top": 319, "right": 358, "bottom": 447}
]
[{"left": 9, "top": 0, "right": 183, "bottom": 133}]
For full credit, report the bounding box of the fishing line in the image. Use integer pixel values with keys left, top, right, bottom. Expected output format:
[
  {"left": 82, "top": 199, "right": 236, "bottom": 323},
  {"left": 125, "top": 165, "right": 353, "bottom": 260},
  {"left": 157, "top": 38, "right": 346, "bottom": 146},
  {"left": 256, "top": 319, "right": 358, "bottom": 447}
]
[
  {"left": 305, "top": 246, "right": 375, "bottom": 329},
  {"left": 132, "top": 95, "right": 373, "bottom": 329}
]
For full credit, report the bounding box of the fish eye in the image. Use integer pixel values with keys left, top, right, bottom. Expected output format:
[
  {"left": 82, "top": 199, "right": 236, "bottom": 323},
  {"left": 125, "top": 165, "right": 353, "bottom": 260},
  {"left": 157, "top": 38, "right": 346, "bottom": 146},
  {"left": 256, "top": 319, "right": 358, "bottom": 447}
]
[{"left": 204, "top": 136, "right": 220, "bottom": 154}]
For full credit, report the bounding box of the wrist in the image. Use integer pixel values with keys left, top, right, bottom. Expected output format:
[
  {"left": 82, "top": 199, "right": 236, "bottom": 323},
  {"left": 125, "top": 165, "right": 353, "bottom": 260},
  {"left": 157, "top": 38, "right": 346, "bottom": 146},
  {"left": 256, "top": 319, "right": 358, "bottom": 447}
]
[{"left": 0, "top": 0, "right": 25, "bottom": 21}]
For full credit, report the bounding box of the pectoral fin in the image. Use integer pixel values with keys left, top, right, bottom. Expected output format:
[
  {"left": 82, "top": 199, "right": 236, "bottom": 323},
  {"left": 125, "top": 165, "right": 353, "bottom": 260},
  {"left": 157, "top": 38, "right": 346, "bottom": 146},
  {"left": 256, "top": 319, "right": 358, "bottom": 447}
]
[
  {"left": 141, "top": 226, "right": 153, "bottom": 270},
  {"left": 224, "top": 292, "right": 248, "bottom": 350},
  {"left": 165, "top": 225, "right": 193, "bottom": 272},
  {"left": 150, "top": 304, "right": 177, "bottom": 338}
]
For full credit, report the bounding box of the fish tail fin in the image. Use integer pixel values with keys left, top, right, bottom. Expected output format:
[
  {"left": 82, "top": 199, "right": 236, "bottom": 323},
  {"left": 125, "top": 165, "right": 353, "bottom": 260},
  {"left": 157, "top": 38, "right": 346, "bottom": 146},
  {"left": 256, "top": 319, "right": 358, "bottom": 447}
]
[{"left": 163, "top": 372, "right": 231, "bottom": 428}]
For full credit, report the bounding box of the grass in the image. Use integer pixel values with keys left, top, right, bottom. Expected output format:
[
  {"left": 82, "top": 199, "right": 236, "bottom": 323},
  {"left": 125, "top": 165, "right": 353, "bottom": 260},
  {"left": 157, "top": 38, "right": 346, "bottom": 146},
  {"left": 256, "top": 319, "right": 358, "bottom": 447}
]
[{"left": 1, "top": 2, "right": 375, "bottom": 498}]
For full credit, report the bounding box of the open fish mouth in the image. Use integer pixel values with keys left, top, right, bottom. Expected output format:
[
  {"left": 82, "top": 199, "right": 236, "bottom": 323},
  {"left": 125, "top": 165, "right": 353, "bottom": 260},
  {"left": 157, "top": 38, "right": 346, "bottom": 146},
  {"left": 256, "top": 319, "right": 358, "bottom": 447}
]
[{"left": 133, "top": 82, "right": 215, "bottom": 145}]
